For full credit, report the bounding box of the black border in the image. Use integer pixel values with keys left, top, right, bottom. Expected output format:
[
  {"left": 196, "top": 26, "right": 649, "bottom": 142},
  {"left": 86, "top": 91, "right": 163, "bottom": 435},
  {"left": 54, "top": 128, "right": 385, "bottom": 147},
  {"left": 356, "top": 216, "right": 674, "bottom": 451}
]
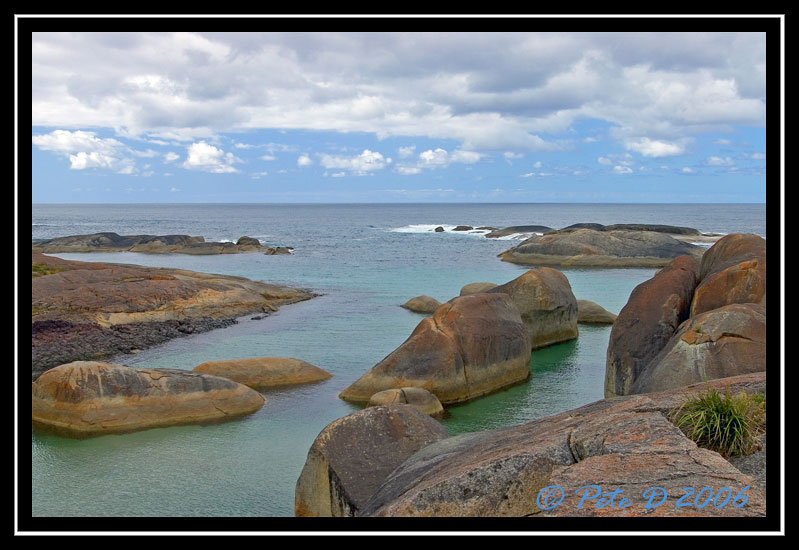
[{"left": 17, "top": 14, "right": 784, "bottom": 536}]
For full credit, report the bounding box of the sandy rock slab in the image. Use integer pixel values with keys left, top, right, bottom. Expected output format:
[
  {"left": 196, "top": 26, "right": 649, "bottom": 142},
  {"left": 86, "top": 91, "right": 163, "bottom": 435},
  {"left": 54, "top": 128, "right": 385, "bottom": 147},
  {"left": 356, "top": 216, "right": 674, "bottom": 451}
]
[
  {"left": 367, "top": 387, "right": 445, "bottom": 418},
  {"left": 32, "top": 361, "right": 265, "bottom": 438},
  {"left": 193, "top": 357, "right": 332, "bottom": 389}
]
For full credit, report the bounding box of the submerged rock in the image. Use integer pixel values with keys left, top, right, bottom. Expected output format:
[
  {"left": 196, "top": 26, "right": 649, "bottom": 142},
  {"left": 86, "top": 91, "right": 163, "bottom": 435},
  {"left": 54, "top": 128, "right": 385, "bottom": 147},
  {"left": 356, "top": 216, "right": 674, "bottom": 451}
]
[
  {"left": 339, "top": 293, "right": 531, "bottom": 405},
  {"left": 193, "top": 357, "right": 332, "bottom": 390},
  {"left": 484, "top": 225, "right": 553, "bottom": 238},
  {"left": 294, "top": 404, "right": 448, "bottom": 517},
  {"left": 31, "top": 361, "right": 265, "bottom": 437}
]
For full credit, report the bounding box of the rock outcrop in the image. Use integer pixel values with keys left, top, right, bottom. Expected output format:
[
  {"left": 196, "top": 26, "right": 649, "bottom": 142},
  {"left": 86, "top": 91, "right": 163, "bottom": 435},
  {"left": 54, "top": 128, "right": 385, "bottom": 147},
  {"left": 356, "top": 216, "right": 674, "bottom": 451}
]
[
  {"left": 32, "top": 232, "right": 292, "bottom": 255},
  {"left": 690, "top": 233, "right": 766, "bottom": 317},
  {"left": 630, "top": 303, "right": 766, "bottom": 394},
  {"left": 605, "top": 255, "right": 699, "bottom": 398},
  {"left": 488, "top": 267, "right": 579, "bottom": 350},
  {"left": 576, "top": 300, "right": 617, "bottom": 324},
  {"left": 401, "top": 295, "right": 442, "bottom": 314},
  {"left": 499, "top": 229, "right": 705, "bottom": 267},
  {"left": 31, "top": 252, "right": 315, "bottom": 379},
  {"left": 484, "top": 225, "right": 553, "bottom": 238},
  {"left": 366, "top": 387, "right": 444, "bottom": 418},
  {"left": 339, "top": 293, "right": 531, "bottom": 405},
  {"left": 193, "top": 357, "right": 332, "bottom": 390},
  {"left": 606, "top": 234, "right": 767, "bottom": 396},
  {"left": 294, "top": 404, "right": 449, "bottom": 517},
  {"left": 358, "top": 373, "right": 766, "bottom": 517},
  {"left": 31, "top": 361, "right": 265, "bottom": 437}
]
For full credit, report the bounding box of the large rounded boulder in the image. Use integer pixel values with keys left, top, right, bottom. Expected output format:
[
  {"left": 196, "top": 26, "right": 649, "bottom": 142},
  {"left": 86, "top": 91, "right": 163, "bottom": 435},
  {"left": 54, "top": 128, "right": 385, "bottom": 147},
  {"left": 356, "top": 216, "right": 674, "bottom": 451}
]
[
  {"left": 488, "top": 267, "right": 578, "bottom": 349},
  {"left": 294, "top": 404, "right": 448, "bottom": 517},
  {"left": 339, "top": 293, "right": 532, "bottom": 405},
  {"left": 690, "top": 233, "right": 766, "bottom": 317},
  {"left": 605, "top": 255, "right": 699, "bottom": 398},
  {"left": 193, "top": 357, "right": 332, "bottom": 389},
  {"left": 401, "top": 295, "right": 442, "bottom": 314},
  {"left": 31, "top": 361, "right": 265, "bottom": 437},
  {"left": 630, "top": 303, "right": 766, "bottom": 394},
  {"left": 367, "top": 387, "right": 445, "bottom": 418}
]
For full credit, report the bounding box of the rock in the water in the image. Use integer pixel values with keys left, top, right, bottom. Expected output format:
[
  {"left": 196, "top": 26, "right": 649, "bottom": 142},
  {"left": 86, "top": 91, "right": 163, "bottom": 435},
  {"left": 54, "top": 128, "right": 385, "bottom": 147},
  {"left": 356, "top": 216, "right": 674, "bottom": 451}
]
[
  {"left": 434, "top": 226, "right": 445, "bottom": 232},
  {"left": 401, "top": 295, "right": 442, "bottom": 314},
  {"left": 484, "top": 225, "right": 553, "bottom": 238},
  {"left": 459, "top": 282, "right": 497, "bottom": 296},
  {"left": 339, "top": 293, "right": 531, "bottom": 405},
  {"left": 359, "top": 373, "right": 766, "bottom": 517},
  {"left": 193, "top": 357, "right": 332, "bottom": 390},
  {"left": 576, "top": 299, "right": 617, "bottom": 324},
  {"left": 605, "top": 255, "right": 699, "bottom": 398},
  {"left": 489, "top": 267, "right": 578, "bottom": 349},
  {"left": 367, "top": 387, "right": 444, "bottom": 418},
  {"left": 452, "top": 225, "right": 473, "bottom": 231},
  {"left": 32, "top": 232, "right": 292, "bottom": 255},
  {"left": 630, "top": 303, "right": 766, "bottom": 394},
  {"left": 31, "top": 361, "right": 265, "bottom": 437},
  {"left": 500, "top": 229, "right": 704, "bottom": 267},
  {"left": 690, "top": 233, "right": 766, "bottom": 317},
  {"left": 294, "top": 404, "right": 449, "bottom": 517}
]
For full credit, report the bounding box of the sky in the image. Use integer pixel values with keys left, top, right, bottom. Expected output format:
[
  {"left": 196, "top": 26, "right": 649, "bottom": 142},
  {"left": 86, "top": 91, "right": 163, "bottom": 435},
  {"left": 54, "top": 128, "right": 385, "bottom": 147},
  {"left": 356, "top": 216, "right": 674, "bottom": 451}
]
[{"left": 25, "top": 25, "right": 775, "bottom": 204}]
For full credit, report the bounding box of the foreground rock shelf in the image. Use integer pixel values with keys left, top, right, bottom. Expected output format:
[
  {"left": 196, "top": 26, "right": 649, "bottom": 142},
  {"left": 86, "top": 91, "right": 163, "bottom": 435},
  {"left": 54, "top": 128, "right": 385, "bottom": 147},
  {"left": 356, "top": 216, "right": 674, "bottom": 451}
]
[{"left": 298, "top": 372, "right": 766, "bottom": 517}]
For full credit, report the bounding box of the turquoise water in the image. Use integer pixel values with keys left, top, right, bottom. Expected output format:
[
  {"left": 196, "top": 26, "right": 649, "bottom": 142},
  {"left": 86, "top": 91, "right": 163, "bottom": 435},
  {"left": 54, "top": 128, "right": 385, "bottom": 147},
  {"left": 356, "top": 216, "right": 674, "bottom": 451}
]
[{"left": 28, "top": 203, "right": 766, "bottom": 518}]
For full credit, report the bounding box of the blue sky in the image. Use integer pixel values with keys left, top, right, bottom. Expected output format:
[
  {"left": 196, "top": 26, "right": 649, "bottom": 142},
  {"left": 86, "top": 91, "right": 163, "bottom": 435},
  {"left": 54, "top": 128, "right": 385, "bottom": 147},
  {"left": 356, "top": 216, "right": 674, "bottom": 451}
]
[{"left": 28, "top": 30, "right": 770, "bottom": 203}]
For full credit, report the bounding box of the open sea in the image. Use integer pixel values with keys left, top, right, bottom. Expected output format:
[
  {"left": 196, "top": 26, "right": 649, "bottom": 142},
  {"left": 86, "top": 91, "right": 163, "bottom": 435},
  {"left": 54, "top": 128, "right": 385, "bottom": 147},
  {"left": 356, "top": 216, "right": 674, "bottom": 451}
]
[{"left": 28, "top": 203, "right": 767, "bottom": 518}]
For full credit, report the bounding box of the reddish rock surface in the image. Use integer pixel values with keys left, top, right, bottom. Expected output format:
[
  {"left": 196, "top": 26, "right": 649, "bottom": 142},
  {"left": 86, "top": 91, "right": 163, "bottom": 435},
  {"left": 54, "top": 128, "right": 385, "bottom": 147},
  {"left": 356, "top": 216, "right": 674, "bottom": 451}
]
[
  {"left": 691, "top": 233, "right": 766, "bottom": 317},
  {"left": 193, "top": 357, "right": 332, "bottom": 389},
  {"left": 605, "top": 255, "right": 699, "bottom": 397}
]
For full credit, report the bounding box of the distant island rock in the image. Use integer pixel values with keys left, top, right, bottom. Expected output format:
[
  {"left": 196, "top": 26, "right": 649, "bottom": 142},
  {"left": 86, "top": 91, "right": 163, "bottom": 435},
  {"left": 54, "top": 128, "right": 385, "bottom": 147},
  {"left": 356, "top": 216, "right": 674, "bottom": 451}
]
[
  {"left": 32, "top": 361, "right": 265, "bottom": 438},
  {"left": 484, "top": 225, "right": 553, "bottom": 238},
  {"left": 32, "top": 232, "right": 293, "bottom": 255},
  {"left": 499, "top": 228, "right": 706, "bottom": 267}
]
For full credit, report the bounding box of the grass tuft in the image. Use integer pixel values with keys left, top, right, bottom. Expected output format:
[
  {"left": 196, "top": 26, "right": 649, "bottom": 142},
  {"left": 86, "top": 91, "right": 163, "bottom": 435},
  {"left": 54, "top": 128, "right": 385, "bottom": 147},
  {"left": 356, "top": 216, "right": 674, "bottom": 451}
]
[{"left": 670, "top": 386, "right": 766, "bottom": 458}]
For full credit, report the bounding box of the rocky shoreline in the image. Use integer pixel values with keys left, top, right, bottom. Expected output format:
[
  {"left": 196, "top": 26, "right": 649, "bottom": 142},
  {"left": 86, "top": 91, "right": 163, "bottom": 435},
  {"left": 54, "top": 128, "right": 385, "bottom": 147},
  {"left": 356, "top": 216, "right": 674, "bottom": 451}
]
[{"left": 31, "top": 251, "right": 316, "bottom": 380}]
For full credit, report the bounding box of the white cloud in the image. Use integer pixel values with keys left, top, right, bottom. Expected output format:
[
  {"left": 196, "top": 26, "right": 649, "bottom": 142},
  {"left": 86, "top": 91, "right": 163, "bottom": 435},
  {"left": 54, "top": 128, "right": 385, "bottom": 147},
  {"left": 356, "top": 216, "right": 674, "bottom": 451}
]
[
  {"left": 706, "top": 156, "right": 735, "bottom": 166},
  {"left": 164, "top": 151, "right": 180, "bottom": 162},
  {"left": 182, "top": 141, "right": 241, "bottom": 173},
  {"left": 32, "top": 129, "right": 136, "bottom": 173},
  {"left": 613, "top": 165, "right": 633, "bottom": 174},
  {"left": 318, "top": 149, "right": 389, "bottom": 175},
  {"left": 30, "top": 32, "right": 765, "bottom": 159},
  {"left": 682, "top": 167, "right": 695, "bottom": 173},
  {"left": 625, "top": 137, "right": 685, "bottom": 157},
  {"left": 297, "top": 154, "right": 313, "bottom": 167}
]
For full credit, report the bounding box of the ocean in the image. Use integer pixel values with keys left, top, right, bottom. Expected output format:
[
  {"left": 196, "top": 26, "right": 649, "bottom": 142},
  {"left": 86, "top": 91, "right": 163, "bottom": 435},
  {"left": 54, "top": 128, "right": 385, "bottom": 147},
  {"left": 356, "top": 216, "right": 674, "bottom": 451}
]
[{"left": 28, "top": 202, "right": 767, "bottom": 518}]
